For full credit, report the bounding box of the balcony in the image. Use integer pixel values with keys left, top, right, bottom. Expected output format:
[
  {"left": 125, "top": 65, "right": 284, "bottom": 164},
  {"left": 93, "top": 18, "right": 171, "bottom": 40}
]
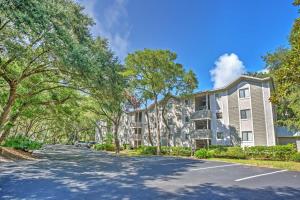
[
  {"left": 191, "top": 129, "right": 212, "bottom": 139},
  {"left": 190, "top": 110, "right": 212, "bottom": 120},
  {"left": 130, "top": 121, "right": 143, "bottom": 127}
]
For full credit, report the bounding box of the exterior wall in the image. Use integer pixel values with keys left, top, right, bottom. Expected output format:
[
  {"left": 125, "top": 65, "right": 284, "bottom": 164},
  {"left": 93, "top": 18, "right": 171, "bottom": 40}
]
[
  {"left": 250, "top": 81, "right": 267, "bottom": 146},
  {"left": 211, "top": 92, "right": 231, "bottom": 145},
  {"left": 238, "top": 82, "right": 254, "bottom": 147},
  {"left": 96, "top": 76, "right": 277, "bottom": 148},
  {"left": 262, "top": 81, "right": 276, "bottom": 146},
  {"left": 227, "top": 85, "right": 241, "bottom": 145}
]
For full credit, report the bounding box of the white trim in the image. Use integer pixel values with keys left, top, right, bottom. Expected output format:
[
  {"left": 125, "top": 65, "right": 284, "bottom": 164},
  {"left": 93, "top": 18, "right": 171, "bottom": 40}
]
[{"left": 235, "top": 170, "right": 287, "bottom": 182}]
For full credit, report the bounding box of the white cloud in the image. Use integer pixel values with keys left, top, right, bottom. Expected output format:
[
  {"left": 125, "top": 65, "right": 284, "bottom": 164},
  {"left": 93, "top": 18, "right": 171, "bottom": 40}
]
[
  {"left": 77, "top": 0, "right": 130, "bottom": 61},
  {"left": 210, "top": 53, "right": 246, "bottom": 89}
]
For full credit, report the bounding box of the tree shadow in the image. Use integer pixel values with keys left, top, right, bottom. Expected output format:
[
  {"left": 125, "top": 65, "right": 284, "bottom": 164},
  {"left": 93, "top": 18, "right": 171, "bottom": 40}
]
[{"left": 0, "top": 145, "right": 299, "bottom": 200}]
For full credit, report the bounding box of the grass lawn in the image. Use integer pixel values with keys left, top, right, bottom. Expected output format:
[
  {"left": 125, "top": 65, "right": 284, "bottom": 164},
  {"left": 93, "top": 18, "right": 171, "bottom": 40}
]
[{"left": 208, "top": 158, "right": 300, "bottom": 171}]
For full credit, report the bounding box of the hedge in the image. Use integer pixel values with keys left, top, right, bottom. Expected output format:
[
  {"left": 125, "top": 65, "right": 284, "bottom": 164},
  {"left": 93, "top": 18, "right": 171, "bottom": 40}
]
[
  {"left": 197, "top": 144, "right": 298, "bottom": 161},
  {"left": 195, "top": 149, "right": 211, "bottom": 159},
  {"left": 93, "top": 143, "right": 115, "bottom": 151},
  {"left": 135, "top": 146, "right": 192, "bottom": 156},
  {"left": 2, "top": 135, "right": 43, "bottom": 151},
  {"left": 244, "top": 144, "right": 296, "bottom": 161}
]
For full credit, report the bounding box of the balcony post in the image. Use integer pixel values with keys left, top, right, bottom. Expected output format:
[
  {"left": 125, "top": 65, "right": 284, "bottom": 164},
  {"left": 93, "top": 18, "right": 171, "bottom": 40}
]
[{"left": 206, "top": 93, "right": 208, "bottom": 110}]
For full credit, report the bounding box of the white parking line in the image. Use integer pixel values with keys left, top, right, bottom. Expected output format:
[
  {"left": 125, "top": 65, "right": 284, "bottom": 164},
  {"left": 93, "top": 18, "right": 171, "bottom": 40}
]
[
  {"left": 190, "top": 163, "right": 241, "bottom": 171},
  {"left": 235, "top": 169, "right": 288, "bottom": 182}
]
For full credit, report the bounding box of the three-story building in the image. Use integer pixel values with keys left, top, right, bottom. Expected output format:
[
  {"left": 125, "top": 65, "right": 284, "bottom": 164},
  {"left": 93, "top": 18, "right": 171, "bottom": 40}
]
[{"left": 96, "top": 76, "right": 277, "bottom": 148}]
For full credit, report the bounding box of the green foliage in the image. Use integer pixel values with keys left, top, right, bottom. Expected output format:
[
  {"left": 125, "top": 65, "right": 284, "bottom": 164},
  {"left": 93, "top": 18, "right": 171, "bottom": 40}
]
[
  {"left": 245, "top": 144, "right": 297, "bottom": 161},
  {"left": 104, "top": 133, "right": 114, "bottom": 145},
  {"left": 292, "top": 152, "right": 300, "bottom": 162},
  {"left": 93, "top": 143, "right": 115, "bottom": 152},
  {"left": 168, "top": 146, "right": 191, "bottom": 156},
  {"left": 195, "top": 149, "right": 212, "bottom": 159},
  {"left": 195, "top": 144, "right": 297, "bottom": 161},
  {"left": 124, "top": 49, "right": 198, "bottom": 154},
  {"left": 137, "top": 146, "right": 157, "bottom": 155},
  {"left": 211, "top": 147, "right": 246, "bottom": 159},
  {"left": 136, "top": 146, "right": 192, "bottom": 156},
  {"left": 2, "top": 135, "right": 43, "bottom": 151},
  {"left": 262, "top": 2, "right": 300, "bottom": 130}
]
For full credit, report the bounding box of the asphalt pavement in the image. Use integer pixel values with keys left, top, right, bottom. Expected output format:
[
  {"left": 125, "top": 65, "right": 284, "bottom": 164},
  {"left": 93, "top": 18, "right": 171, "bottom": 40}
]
[{"left": 0, "top": 145, "right": 300, "bottom": 200}]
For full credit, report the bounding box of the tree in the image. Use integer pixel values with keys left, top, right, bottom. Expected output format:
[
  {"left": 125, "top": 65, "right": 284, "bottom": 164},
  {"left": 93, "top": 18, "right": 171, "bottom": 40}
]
[
  {"left": 124, "top": 49, "right": 198, "bottom": 154},
  {"left": 0, "top": 0, "right": 98, "bottom": 142},
  {"left": 262, "top": 1, "right": 300, "bottom": 130}
]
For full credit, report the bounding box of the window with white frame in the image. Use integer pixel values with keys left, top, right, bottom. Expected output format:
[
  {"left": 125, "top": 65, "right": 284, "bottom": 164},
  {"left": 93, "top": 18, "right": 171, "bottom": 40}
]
[
  {"left": 239, "top": 88, "right": 250, "bottom": 98},
  {"left": 216, "top": 132, "right": 224, "bottom": 139},
  {"left": 240, "top": 109, "right": 251, "bottom": 119},
  {"left": 242, "top": 131, "right": 253, "bottom": 141}
]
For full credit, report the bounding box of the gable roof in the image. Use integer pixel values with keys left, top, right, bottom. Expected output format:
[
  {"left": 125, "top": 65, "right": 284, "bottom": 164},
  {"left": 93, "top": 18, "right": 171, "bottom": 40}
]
[{"left": 128, "top": 75, "right": 273, "bottom": 113}]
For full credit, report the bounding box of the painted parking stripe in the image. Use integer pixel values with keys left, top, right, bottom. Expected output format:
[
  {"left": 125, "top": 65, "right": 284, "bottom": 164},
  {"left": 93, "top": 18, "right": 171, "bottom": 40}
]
[
  {"left": 190, "top": 163, "right": 241, "bottom": 171},
  {"left": 235, "top": 169, "right": 288, "bottom": 182}
]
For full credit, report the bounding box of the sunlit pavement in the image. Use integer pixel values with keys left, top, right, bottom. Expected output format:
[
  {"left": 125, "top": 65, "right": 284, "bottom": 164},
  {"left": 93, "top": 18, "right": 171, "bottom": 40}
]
[{"left": 1, "top": 145, "right": 300, "bottom": 200}]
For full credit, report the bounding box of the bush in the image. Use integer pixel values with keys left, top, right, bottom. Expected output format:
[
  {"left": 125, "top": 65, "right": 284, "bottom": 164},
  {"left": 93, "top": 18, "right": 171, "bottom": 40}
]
[
  {"left": 2, "top": 135, "right": 43, "bottom": 151},
  {"left": 245, "top": 144, "right": 296, "bottom": 161},
  {"left": 136, "top": 146, "right": 157, "bottom": 155},
  {"left": 195, "top": 149, "right": 211, "bottom": 159},
  {"left": 210, "top": 146, "right": 246, "bottom": 159},
  {"left": 169, "top": 146, "right": 191, "bottom": 157},
  {"left": 292, "top": 153, "right": 300, "bottom": 162},
  {"left": 93, "top": 143, "right": 115, "bottom": 151}
]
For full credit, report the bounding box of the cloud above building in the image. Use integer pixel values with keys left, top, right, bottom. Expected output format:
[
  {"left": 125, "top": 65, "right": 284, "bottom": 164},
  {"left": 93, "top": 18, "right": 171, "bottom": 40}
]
[{"left": 210, "top": 53, "right": 246, "bottom": 89}]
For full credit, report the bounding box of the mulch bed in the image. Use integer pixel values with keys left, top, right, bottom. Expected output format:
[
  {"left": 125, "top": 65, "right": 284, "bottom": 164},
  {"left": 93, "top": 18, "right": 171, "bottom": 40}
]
[{"left": 0, "top": 147, "right": 38, "bottom": 162}]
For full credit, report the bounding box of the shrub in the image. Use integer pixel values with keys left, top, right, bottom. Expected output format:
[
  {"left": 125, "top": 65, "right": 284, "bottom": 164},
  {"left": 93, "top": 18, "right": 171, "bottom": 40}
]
[
  {"left": 169, "top": 146, "right": 191, "bottom": 157},
  {"left": 93, "top": 143, "right": 115, "bottom": 151},
  {"left": 195, "top": 149, "right": 211, "bottom": 159},
  {"left": 245, "top": 144, "right": 296, "bottom": 161},
  {"left": 292, "top": 153, "right": 300, "bottom": 162},
  {"left": 2, "top": 135, "right": 43, "bottom": 151},
  {"left": 211, "top": 146, "right": 245, "bottom": 159},
  {"left": 136, "top": 146, "right": 157, "bottom": 155}
]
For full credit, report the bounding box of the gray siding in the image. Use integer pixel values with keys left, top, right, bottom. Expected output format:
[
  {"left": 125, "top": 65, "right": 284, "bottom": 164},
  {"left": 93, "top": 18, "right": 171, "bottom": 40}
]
[
  {"left": 227, "top": 85, "right": 240, "bottom": 145},
  {"left": 250, "top": 81, "right": 267, "bottom": 145}
]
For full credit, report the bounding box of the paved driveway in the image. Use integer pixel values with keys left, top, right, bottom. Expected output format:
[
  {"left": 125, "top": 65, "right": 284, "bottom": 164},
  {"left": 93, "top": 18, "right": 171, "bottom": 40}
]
[{"left": 0, "top": 145, "right": 300, "bottom": 200}]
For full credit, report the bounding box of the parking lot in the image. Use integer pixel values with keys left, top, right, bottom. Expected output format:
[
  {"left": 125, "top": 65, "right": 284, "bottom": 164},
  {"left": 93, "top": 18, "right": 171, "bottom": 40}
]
[{"left": 1, "top": 145, "right": 300, "bottom": 200}]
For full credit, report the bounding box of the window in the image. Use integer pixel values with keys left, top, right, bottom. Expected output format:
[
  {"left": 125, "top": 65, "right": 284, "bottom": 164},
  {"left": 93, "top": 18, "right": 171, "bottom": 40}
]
[
  {"left": 239, "top": 88, "right": 250, "bottom": 98},
  {"left": 135, "top": 112, "right": 142, "bottom": 122},
  {"left": 217, "top": 132, "right": 224, "bottom": 139},
  {"left": 185, "top": 116, "right": 190, "bottom": 123},
  {"left": 185, "top": 99, "right": 190, "bottom": 106},
  {"left": 216, "top": 112, "right": 222, "bottom": 119},
  {"left": 185, "top": 133, "right": 189, "bottom": 140},
  {"left": 242, "top": 131, "right": 253, "bottom": 141},
  {"left": 240, "top": 109, "right": 251, "bottom": 119}
]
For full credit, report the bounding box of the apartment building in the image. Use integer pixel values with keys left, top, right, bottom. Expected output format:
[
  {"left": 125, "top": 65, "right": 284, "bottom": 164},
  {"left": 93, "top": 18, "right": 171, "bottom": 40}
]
[{"left": 96, "top": 76, "right": 277, "bottom": 149}]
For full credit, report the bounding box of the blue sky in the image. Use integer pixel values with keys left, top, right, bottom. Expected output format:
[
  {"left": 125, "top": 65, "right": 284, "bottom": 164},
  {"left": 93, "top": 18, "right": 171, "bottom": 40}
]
[{"left": 77, "top": 0, "right": 297, "bottom": 91}]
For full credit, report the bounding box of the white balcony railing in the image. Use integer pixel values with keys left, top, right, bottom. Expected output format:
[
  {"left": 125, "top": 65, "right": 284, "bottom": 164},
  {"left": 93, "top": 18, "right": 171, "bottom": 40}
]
[
  {"left": 190, "top": 110, "right": 212, "bottom": 120},
  {"left": 191, "top": 129, "right": 212, "bottom": 139}
]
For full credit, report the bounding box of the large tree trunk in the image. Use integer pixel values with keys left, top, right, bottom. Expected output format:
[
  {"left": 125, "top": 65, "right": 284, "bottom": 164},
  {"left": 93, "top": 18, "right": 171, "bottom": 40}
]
[
  {"left": 154, "top": 96, "right": 161, "bottom": 155},
  {"left": 0, "top": 83, "right": 17, "bottom": 142},
  {"left": 145, "top": 109, "right": 154, "bottom": 146}
]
